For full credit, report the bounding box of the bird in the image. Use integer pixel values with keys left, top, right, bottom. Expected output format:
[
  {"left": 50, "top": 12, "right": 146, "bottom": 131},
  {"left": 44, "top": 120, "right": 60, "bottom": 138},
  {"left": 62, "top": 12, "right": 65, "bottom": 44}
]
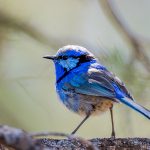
[{"left": 43, "top": 45, "right": 150, "bottom": 137}]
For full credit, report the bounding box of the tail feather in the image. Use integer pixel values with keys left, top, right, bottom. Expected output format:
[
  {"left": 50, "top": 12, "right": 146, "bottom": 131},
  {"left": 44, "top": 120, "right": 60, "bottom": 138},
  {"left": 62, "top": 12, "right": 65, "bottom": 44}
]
[{"left": 120, "top": 97, "right": 150, "bottom": 119}]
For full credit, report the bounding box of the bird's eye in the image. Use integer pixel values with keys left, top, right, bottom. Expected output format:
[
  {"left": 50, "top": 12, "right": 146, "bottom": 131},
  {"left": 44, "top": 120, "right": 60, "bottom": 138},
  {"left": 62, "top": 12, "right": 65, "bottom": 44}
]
[
  {"left": 62, "top": 56, "right": 68, "bottom": 60},
  {"left": 57, "top": 56, "right": 62, "bottom": 59},
  {"left": 57, "top": 55, "right": 68, "bottom": 60}
]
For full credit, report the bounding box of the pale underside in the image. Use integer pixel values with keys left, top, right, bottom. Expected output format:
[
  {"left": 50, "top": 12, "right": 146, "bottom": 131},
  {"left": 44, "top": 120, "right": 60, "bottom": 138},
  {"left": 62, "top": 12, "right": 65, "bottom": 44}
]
[{"left": 60, "top": 91, "right": 116, "bottom": 116}]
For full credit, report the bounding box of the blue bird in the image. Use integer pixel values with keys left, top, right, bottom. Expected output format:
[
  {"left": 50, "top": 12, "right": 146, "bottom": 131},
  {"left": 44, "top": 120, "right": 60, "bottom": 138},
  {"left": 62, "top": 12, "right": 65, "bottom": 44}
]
[{"left": 44, "top": 45, "right": 150, "bottom": 137}]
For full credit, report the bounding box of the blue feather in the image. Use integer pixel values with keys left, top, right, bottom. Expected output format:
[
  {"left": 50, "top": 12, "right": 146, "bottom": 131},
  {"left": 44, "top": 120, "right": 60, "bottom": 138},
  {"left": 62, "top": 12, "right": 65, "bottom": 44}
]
[{"left": 120, "top": 97, "right": 150, "bottom": 119}]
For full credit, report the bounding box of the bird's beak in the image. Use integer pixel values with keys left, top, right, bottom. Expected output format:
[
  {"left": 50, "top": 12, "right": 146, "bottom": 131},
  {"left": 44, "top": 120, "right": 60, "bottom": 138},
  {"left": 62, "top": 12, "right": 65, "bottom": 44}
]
[{"left": 43, "top": 55, "right": 56, "bottom": 60}]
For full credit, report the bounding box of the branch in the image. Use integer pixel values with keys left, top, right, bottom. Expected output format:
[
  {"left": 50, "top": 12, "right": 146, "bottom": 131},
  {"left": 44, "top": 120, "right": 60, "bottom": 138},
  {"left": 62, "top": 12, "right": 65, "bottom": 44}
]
[
  {"left": 0, "top": 125, "right": 150, "bottom": 150},
  {"left": 0, "top": 125, "right": 43, "bottom": 150},
  {"left": 0, "top": 125, "right": 97, "bottom": 150},
  {"left": 99, "top": 0, "right": 150, "bottom": 72}
]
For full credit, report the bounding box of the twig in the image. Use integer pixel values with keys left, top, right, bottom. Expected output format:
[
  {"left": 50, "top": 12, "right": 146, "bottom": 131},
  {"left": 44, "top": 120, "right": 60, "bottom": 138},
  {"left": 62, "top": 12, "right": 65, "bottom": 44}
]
[{"left": 99, "top": 0, "right": 150, "bottom": 72}]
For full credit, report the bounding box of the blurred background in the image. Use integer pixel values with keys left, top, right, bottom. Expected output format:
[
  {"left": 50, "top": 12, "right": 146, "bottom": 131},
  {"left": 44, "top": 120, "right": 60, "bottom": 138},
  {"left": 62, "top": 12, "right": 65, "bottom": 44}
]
[{"left": 0, "top": 0, "right": 150, "bottom": 138}]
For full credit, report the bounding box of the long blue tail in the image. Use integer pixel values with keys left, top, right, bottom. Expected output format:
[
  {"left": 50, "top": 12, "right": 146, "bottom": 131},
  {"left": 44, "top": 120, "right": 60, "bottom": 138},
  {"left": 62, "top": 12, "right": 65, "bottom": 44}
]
[{"left": 120, "top": 97, "right": 150, "bottom": 119}]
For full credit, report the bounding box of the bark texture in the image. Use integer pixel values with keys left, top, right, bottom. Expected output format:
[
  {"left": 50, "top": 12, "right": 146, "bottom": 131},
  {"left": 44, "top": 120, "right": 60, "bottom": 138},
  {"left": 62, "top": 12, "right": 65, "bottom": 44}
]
[{"left": 0, "top": 125, "right": 150, "bottom": 150}]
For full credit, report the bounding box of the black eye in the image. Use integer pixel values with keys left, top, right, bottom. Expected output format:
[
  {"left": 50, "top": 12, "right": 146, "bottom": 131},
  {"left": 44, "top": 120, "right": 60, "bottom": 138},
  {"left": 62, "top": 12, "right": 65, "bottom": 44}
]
[
  {"left": 62, "top": 56, "right": 68, "bottom": 60},
  {"left": 57, "top": 55, "right": 68, "bottom": 60},
  {"left": 57, "top": 56, "right": 62, "bottom": 59}
]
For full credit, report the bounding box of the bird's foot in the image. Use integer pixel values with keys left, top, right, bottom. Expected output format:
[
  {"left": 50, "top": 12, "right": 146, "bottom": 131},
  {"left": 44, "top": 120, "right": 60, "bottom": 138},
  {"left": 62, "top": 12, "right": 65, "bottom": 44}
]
[
  {"left": 71, "top": 130, "right": 76, "bottom": 135},
  {"left": 110, "top": 132, "right": 116, "bottom": 140}
]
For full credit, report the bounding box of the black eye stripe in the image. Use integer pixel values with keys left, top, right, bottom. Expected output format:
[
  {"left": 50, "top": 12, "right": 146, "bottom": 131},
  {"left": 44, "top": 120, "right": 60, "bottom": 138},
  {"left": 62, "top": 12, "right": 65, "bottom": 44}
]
[
  {"left": 62, "top": 56, "right": 68, "bottom": 60},
  {"left": 57, "top": 56, "right": 68, "bottom": 60},
  {"left": 57, "top": 55, "right": 94, "bottom": 61}
]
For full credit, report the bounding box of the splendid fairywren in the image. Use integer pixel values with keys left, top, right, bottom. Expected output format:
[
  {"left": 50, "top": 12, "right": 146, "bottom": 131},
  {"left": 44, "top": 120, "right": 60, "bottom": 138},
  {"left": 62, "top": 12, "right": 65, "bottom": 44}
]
[{"left": 43, "top": 45, "right": 150, "bottom": 137}]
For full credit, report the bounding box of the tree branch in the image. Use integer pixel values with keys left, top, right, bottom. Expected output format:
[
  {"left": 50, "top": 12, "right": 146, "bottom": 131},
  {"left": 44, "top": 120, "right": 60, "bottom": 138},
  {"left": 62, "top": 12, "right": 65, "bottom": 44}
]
[
  {"left": 99, "top": 0, "right": 150, "bottom": 72},
  {"left": 0, "top": 125, "right": 150, "bottom": 150}
]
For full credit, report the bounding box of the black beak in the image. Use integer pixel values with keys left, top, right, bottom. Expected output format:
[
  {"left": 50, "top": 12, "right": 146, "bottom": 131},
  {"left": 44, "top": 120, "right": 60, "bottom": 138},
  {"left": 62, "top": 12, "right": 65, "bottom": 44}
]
[{"left": 43, "top": 55, "right": 56, "bottom": 60}]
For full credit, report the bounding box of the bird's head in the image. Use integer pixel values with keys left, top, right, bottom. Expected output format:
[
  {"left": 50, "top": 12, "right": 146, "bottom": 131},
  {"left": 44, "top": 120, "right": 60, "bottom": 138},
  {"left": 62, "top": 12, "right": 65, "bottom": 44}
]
[{"left": 43, "top": 45, "right": 96, "bottom": 72}]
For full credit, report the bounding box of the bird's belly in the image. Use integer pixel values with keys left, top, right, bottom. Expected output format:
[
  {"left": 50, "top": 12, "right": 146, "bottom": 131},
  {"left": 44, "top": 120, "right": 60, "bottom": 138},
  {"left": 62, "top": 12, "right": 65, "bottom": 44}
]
[
  {"left": 77, "top": 94, "right": 114, "bottom": 116},
  {"left": 58, "top": 91, "right": 114, "bottom": 116}
]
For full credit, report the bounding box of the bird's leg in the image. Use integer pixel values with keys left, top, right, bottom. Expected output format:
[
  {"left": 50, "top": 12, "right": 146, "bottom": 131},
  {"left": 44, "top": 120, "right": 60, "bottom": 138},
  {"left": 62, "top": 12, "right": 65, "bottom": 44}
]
[
  {"left": 71, "top": 113, "right": 90, "bottom": 135},
  {"left": 110, "top": 106, "right": 115, "bottom": 138}
]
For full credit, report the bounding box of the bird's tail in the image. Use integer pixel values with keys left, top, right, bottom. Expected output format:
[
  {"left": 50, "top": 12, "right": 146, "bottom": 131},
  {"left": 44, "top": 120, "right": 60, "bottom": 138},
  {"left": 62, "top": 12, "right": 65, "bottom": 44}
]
[{"left": 120, "top": 97, "right": 150, "bottom": 119}]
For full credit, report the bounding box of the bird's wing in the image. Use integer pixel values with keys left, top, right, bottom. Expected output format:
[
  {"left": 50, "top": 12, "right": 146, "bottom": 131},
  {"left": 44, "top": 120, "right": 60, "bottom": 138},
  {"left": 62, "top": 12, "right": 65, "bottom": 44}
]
[
  {"left": 99, "top": 68, "right": 134, "bottom": 100},
  {"left": 74, "top": 68, "right": 115, "bottom": 98},
  {"left": 62, "top": 68, "right": 115, "bottom": 98},
  {"left": 63, "top": 67, "right": 133, "bottom": 101}
]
